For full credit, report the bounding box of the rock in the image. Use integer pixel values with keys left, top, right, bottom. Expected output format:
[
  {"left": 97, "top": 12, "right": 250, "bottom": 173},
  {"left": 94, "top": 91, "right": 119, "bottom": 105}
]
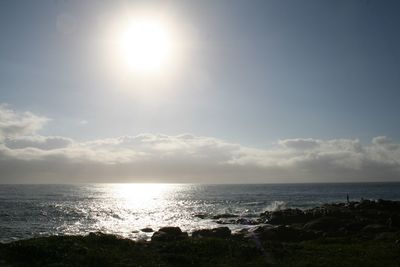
[
  {"left": 140, "top": 227, "right": 153, "bottom": 233},
  {"left": 215, "top": 219, "right": 236, "bottom": 225},
  {"left": 355, "top": 199, "right": 375, "bottom": 209},
  {"left": 250, "top": 224, "right": 276, "bottom": 234},
  {"left": 194, "top": 214, "right": 208, "bottom": 219},
  {"left": 192, "top": 227, "right": 231, "bottom": 238},
  {"left": 306, "top": 204, "right": 352, "bottom": 219},
  {"left": 232, "top": 228, "right": 250, "bottom": 238},
  {"left": 252, "top": 225, "right": 318, "bottom": 242},
  {"left": 268, "top": 209, "right": 309, "bottom": 225},
  {"left": 376, "top": 199, "right": 400, "bottom": 211},
  {"left": 362, "top": 224, "right": 390, "bottom": 234},
  {"left": 344, "top": 222, "right": 365, "bottom": 232},
  {"left": 235, "top": 218, "right": 260, "bottom": 225},
  {"left": 374, "top": 232, "right": 396, "bottom": 240},
  {"left": 158, "top": 227, "right": 183, "bottom": 235},
  {"left": 250, "top": 199, "right": 400, "bottom": 241},
  {"left": 304, "top": 217, "right": 343, "bottom": 232},
  {"left": 212, "top": 214, "right": 239, "bottom": 219},
  {"left": 216, "top": 218, "right": 260, "bottom": 225},
  {"left": 151, "top": 227, "right": 188, "bottom": 242}
]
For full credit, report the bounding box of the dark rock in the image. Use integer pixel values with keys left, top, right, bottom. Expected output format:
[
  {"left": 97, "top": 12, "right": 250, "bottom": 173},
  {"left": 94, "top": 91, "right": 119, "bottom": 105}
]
[
  {"left": 344, "top": 222, "right": 365, "bottom": 232},
  {"left": 362, "top": 224, "right": 391, "bottom": 234},
  {"left": 140, "top": 227, "right": 154, "bottom": 233},
  {"left": 232, "top": 228, "right": 250, "bottom": 238},
  {"left": 374, "top": 232, "right": 396, "bottom": 240},
  {"left": 192, "top": 227, "right": 231, "bottom": 238},
  {"left": 235, "top": 218, "right": 260, "bottom": 225},
  {"left": 151, "top": 227, "right": 188, "bottom": 242},
  {"left": 216, "top": 217, "right": 260, "bottom": 225},
  {"left": 376, "top": 199, "right": 400, "bottom": 211},
  {"left": 304, "top": 217, "right": 343, "bottom": 232},
  {"left": 253, "top": 225, "right": 319, "bottom": 242},
  {"left": 306, "top": 204, "right": 353, "bottom": 220},
  {"left": 249, "top": 225, "right": 271, "bottom": 234},
  {"left": 355, "top": 199, "right": 375, "bottom": 209},
  {"left": 212, "top": 214, "right": 239, "bottom": 219},
  {"left": 194, "top": 214, "right": 208, "bottom": 219},
  {"left": 268, "top": 209, "right": 309, "bottom": 225},
  {"left": 215, "top": 219, "right": 236, "bottom": 225},
  {"left": 158, "top": 227, "right": 183, "bottom": 235},
  {"left": 260, "top": 210, "right": 271, "bottom": 219}
]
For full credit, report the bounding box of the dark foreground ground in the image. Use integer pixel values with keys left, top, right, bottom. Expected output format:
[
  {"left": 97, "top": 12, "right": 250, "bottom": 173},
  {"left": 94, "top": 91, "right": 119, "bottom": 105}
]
[{"left": 1, "top": 199, "right": 400, "bottom": 267}]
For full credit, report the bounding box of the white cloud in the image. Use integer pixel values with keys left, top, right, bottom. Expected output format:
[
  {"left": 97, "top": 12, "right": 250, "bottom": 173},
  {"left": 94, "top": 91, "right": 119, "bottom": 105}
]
[
  {"left": 0, "top": 105, "right": 400, "bottom": 183},
  {"left": 0, "top": 104, "right": 48, "bottom": 140},
  {"left": 278, "top": 138, "right": 319, "bottom": 150}
]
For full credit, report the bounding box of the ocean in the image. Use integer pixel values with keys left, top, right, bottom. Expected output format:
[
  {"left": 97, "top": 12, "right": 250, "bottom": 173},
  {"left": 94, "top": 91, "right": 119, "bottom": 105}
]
[{"left": 1, "top": 182, "right": 400, "bottom": 243}]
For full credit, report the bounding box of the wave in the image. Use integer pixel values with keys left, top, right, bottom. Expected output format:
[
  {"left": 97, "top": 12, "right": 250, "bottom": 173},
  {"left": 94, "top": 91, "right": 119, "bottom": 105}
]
[{"left": 265, "top": 201, "right": 287, "bottom": 211}]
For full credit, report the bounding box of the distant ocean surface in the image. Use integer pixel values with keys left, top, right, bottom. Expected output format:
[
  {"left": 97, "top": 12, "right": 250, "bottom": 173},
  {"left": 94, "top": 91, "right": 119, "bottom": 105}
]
[{"left": 1, "top": 183, "right": 400, "bottom": 243}]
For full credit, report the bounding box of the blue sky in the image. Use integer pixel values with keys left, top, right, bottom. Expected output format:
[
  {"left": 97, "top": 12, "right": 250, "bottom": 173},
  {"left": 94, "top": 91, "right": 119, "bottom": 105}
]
[{"left": 1, "top": 0, "right": 400, "bottom": 183}]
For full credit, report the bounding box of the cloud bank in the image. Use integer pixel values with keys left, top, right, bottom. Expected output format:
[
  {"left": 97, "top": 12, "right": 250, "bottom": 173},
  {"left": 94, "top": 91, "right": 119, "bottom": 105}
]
[{"left": 0, "top": 105, "right": 399, "bottom": 183}]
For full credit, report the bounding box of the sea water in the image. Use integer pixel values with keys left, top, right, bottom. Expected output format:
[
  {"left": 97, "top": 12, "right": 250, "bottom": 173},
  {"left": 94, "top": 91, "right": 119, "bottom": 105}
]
[{"left": 1, "top": 182, "right": 400, "bottom": 242}]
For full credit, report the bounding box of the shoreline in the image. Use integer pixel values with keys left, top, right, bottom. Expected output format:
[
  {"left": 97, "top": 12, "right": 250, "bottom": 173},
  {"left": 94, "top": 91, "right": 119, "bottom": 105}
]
[{"left": 1, "top": 199, "right": 400, "bottom": 266}]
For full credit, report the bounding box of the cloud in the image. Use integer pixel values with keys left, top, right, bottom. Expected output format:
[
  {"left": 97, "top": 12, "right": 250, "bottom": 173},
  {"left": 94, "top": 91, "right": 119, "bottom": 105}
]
[
  {"left": 0, "top": 104, "right": 48, "bottom": 140},
  {"left": 5, "top": 135, "right": 73, "bottom": 150},
  {"left": 79, "top": 120, "right": 88, "bottom": 126},
  {"left": 278, "top": 138, "right": 319, "bottom": 150},
  {"left": 0, "top": 105, "right": 399, "bottom": 183}
]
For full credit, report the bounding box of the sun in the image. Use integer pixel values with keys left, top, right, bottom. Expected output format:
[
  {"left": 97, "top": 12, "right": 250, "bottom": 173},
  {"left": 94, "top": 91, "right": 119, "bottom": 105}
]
[{"left": 118, "top": 17, "right": 174, "bottom": 73}]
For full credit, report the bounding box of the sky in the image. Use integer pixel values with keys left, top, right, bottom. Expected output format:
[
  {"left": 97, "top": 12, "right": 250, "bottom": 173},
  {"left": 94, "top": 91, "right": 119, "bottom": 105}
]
[{"left": 1, "top": 0, "right": 400, "bottom": 183}]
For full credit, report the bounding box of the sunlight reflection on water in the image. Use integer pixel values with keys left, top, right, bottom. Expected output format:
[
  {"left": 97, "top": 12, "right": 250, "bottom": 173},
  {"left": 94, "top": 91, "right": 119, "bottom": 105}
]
[
  {"left": 61, "top": 183, "right": 211, "bottom": 241},
  {"left": 111, "top": 183, "right": 173, "bottom": 210},
  {"left": 1, "top": 183, "right": 400, "bottom": 242}
]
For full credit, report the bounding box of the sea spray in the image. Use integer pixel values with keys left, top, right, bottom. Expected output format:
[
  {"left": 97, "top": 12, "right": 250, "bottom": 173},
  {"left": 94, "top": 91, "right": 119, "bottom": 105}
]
[{"left": 265, "top": 200, "right": 287, "bottom": 211}]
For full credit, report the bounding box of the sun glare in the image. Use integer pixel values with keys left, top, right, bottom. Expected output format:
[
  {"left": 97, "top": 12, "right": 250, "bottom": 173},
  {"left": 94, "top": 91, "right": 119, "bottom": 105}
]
[
  {"left": 118, "top": 17, "right": 174, "bottom": 73},
  {"left": 111, "top": 183, "right": 172, "bottom": 209}
]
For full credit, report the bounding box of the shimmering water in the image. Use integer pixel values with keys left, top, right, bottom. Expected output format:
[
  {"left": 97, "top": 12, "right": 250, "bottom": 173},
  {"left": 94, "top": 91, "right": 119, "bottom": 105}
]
[{"left": 1, "top": 183, "right": 400, "bottom": 242}]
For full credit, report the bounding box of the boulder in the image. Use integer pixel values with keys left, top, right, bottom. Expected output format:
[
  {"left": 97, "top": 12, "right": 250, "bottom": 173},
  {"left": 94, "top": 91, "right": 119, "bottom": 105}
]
[
  {"left": 303, "top": 217, "right": 343, "bottom": 232},
  {"left": 235, "top": 218, "right": 260, "bottom": 225},
  {"left": 344, "top": 222, "right": 365, "bottom": 232},
  {"left": 268, "top": 209, "right": 309, "bottom": 225},
  {"left": 151, "top": 227, "right": 188, "bottom": 242},
  {"left": 355, "top": 199, "right": 375, "bottom": 209},
  {"left": 194, "top": 214, "right": 208, "bottom": 219},
  {"left": 362, "top": 224, "right": 391, "bottom": 234},
  {"left": 252, "top": 225, "right": 318, "bottom": 242},
  {"left": 212, "top": 214, "right": 239, "bottom": 219},
  {"left": 216, "top": 219, "right": 237, "bottom": 225},
  {"left": 376, "top": 199, "right": 400, "bottom": 211},
  {"left": 140, "top": 227, "right": 154, "bottom": 233},
  {"left": 232, "top": 228, "right": 250, "bottom": 238},
  {"left": 216, "top": 218, "right": 260, "bottom": 225},
  {"left": 374, "top": 232, "right": 396, "bottom": 240},
  {"left": 192, "top": 227, "right": 231, "bottom": 238}
]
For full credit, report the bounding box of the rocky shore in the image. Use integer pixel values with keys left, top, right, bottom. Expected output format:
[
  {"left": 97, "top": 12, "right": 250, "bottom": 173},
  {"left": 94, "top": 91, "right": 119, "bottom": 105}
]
[
  {"left": 1, "top": 199, "right": 400, "bottom": 266},
  {"left": 193, "top": 198, "right": 400, "bottom": 242}
]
